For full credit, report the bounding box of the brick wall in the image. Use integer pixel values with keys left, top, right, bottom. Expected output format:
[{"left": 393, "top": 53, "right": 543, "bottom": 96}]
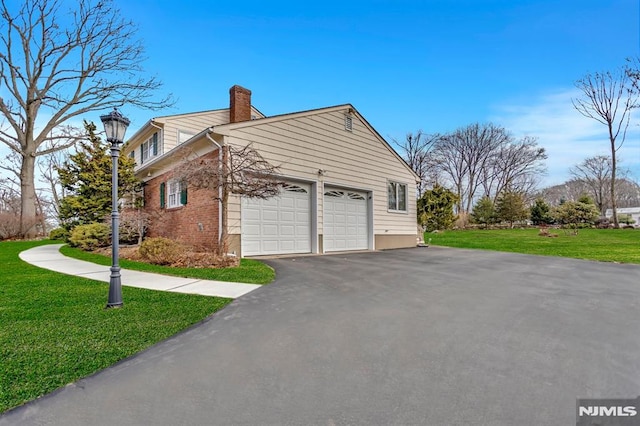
[
  {"left": 143, "top": 160, "right": 220, "bottom": 251},
  {"left": 229, "top": 85, "right": 252, "bottom": 123}
]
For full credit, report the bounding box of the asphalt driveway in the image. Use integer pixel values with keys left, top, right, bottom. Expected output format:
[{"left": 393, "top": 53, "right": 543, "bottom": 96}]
[{"left": 3, "top": 247, "right": 640, "bottom": 425}]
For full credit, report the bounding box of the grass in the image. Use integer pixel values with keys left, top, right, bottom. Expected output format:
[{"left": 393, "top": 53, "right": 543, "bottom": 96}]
[
  {"left": 427, "top": 228, "right": 640, "bottom": 264},
  {"left": 59, "top": 245, "right": 275, "bottom": 285},
  {"left": 0, "top": 240, "right": 232, "bottom": 414}
]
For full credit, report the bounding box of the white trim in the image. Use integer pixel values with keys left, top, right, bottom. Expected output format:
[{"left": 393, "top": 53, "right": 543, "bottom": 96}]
[
  {"left": 167, "top": 179, "right": 184, "bottom": 208},
  {"left": 141, "top": 132, "right": 160, "bottom": 164},
  {"left": 323, "top": 186, "right": 370, "bottom": 252},
  {"left": 387, "top": 180, "right": 408, "bottom": 213}
]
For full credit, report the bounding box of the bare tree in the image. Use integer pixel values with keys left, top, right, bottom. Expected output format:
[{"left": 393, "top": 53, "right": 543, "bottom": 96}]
[
  {"left": 573, "top": 65, "right": 639, "bottom": 227},
  {"left": 616, "top": 178, "right": 640, "bottom": 208},
  {"left": 430, "top": 123, "right": 512, "bottom": 214},
  {"left": 627, "top": 56, "right": 640, "bottom": 91},
  {"left": 537, "top": 176, "right": 640, "bottom": 210},
  {"left": 0, "top": 175, "right": 21, "bottom": 239},
  {"left": 569, "top": 155, "right": 612, "bottom": 215},
  {"left": 37, "top": 149, "right": 67, "bottom": 219},
  {"left": 175, "top": 143, "right": 283, "bottom": 255},
  {"left": 393, "top": 130, "right": 439, "bottom": 195},
  {"left": 0, "top": 0, "right": 172, "bottom": 238},
  {"left": 482, "top": 136, "right": 547, "bottom": 203}
]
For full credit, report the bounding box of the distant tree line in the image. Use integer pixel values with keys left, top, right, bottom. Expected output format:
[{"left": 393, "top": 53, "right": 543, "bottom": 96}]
[
  {"left": 401, "top": 57, "right": 640, "bottom": 232},
  {"left": 396, "top": 122, "right": 548, "bottom": 218}
]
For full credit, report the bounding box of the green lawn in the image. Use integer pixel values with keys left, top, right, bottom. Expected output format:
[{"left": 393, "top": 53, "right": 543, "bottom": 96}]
[
  {"left": 60, "top": 245, "right": 275, "bottom": 284},
  {"left": 427, "top": 228, "right": 640, "bottom": 263},
  {"left": 0, "top": 240, "right": 232, "bottom": 414}
]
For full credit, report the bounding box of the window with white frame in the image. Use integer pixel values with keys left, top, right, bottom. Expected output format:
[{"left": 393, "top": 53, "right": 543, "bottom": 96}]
[
  {"left": 167, "top": 179, "right": 186, "bottom": 208},
  {"left": 388, "top": 181, "right": 407, "bottom": 212},
  {"left": 140, "top": 132, "right": 159, "bottom": 164}
]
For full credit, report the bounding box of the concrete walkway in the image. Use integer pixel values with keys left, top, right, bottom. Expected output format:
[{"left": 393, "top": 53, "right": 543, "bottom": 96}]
[{"left": 19, "top": 244, "right": 260, "bottom": 299}]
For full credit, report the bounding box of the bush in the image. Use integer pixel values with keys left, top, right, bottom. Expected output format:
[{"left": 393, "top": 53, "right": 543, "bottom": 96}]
[
  {"left": 138, "top": 237, "right": 183, "bottom": 265},
  {"left": 0, "top": 212, "right": 21, "bottom": 240},
  {"left": 594, "top": 217, "right": 611, "bottom": 229},
  {"left": 48, "top": 227, "right": 69, "bottom": 241},
  {"left": 117, "top": 209, "right": 150, "bottom": 245},
  {"left": 68, "top": 223, "right": 110, "bottom": 250}
]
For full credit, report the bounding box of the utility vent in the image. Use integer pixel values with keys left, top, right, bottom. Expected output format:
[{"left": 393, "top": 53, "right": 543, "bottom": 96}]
[{"left": 344, "top": 115, "right": 353, "bottom": 132}]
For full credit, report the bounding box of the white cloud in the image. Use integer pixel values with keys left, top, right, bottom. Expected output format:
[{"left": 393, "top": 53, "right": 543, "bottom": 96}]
[{"left": 492, "top": 88, "right": 640, "bottom": 187}]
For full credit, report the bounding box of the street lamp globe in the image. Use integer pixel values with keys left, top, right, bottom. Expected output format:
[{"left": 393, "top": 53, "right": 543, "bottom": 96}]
[{"left": 101, "top": 109, "right": 130, "bottom": 143}]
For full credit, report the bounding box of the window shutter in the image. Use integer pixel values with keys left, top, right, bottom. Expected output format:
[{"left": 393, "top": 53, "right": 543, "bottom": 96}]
[
  {"left": 160, "top": 182, "right": 165, "bottom": 208},
  {"left": 152, "top": 133, "right": 158, "bottom": 155},
  {"left": 180, "top": 183, "right": 188, "bottom": 205}
]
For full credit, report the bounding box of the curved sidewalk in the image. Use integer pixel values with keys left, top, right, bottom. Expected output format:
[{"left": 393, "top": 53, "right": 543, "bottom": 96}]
[{"left": 19, "top": 244, "right": 260, "bottom": 299}]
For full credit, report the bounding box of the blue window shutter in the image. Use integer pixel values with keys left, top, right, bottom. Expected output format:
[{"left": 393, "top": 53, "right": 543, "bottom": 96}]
[{"left": 160, "top": 182, "right": 165, "bottom": 208}]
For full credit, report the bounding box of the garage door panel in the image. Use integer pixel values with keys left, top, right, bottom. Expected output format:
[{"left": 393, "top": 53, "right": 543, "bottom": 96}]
[
  {"left": 242, "top": 183, "right": 311, "bottom": 256},
  {"left": 280, "top": 198, "right": 295, "bottom": 208},
  {"left": 280, "top": 241, "right": 295, "bottom": 251},
  {"left": 324, "top": 188, "right": 368, "bottom": 252},
  {"left": 262, "top": 209, "right": 279, "bottom": 221},
  {"left": 280, "top": 225, "right": 295, "bottom": 236},
  {"left": 262, "top": 225, "right": 279, "bottom": 236},
  {"left": 280, "top": 211, "right": 295, "bottom": 221},
  {"left": 261, "top": 240, "right": 279, "bottom": 252}
]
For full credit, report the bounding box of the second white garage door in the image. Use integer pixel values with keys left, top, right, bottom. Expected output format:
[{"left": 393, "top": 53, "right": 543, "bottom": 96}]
[
  {"left": 323, "top": 188, "right": 368, "bottom": 252},
  {"left": 242, "top": 183, "right": 311, "bottom": 256}
]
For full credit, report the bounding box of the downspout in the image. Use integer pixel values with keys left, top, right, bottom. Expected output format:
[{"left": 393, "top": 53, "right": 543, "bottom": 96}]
[{"left": 205, "top": 129, "right": 224, "bottom": 248}]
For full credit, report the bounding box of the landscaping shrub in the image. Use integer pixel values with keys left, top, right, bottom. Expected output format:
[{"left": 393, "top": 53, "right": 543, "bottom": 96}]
[
  {"left": 68, "top": 223, "right": 110, "bottom": 250},
  {"left": 48, "top": 227, "right": 69, "bottom": 241},
  {"left": 138, "top": 237, "right": 183, "bottom": 265},
  {"left": 0, "top": 212, "right": 22, "bottom": 240},
  {"left": 117, "top": 209, "right": 150, "bottom": 245},
  {"left": 172, "top": 250, "right": 239, "bottom": 268}
]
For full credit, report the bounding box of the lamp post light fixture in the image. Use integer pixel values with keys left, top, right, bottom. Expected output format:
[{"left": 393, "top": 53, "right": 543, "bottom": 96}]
[{"left": 100, "top": 108, "right": 130, "bottom": 309}]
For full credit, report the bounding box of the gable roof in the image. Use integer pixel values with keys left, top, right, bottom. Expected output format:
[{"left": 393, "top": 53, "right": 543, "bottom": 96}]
[
  {"left": 125, "top": 106, "right": 266, "bottom": 144},
  {"left": 132, "top": 103, "right": 420, "bottom": 183},
  {"left": 210, "top": 104, "right": 420, "bottom": 181}
]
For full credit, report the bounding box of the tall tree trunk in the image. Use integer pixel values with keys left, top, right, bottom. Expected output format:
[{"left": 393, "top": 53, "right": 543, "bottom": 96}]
[
  {"left": 20, "top": 153, "right": 39, "bottom": 238},
  {"left": 609, "top": 124, "right": 619, "bottom": 228}
]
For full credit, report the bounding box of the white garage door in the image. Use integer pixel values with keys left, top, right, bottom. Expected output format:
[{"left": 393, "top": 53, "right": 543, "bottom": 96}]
[
  {"left": 324, "top": 188, "right": 368, "bottom": 252},
  {"left": 242, "top": 183, "right": 311, "bottom": 256}
]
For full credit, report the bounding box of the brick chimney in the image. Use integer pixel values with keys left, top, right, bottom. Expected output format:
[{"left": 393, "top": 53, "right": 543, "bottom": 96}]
[{"left": 229, "top": 85, "right": 252, "bottom": 123}]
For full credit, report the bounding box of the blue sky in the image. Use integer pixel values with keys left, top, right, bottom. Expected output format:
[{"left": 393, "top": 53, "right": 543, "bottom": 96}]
[{"left": 7, "top": 0, "right": 640, "bottom": 188}]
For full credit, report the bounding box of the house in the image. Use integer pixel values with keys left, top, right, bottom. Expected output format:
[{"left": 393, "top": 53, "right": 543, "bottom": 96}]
[
  {"left": 123, "top": 85, "right": 419, "bottom": 257},
  {"left": 605, "top": 207, "right": 640, "bottom": 227}
]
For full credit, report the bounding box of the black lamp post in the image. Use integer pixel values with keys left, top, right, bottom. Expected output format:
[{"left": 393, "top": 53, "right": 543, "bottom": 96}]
[{"left": 100, "top": 109, "right": 130, "bottom": 309}]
